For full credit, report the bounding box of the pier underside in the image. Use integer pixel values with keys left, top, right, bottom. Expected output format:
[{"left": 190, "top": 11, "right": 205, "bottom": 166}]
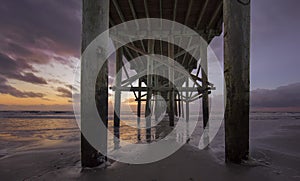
[{"left": 81, "top": 0, "right": 250, "bottom": 167}]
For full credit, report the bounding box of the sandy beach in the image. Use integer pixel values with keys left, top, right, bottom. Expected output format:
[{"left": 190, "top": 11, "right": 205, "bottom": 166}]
[{"left": 0, "top": 111, "right": 299, "bottom": 180}]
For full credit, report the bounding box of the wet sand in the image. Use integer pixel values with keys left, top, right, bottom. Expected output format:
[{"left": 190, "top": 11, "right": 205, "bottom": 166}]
[
  {"left": 0, "top": 113, "right": 299, "bottom": 180},
  {"left": 0, "top": 143, "right": 299, "bottom": 181}
]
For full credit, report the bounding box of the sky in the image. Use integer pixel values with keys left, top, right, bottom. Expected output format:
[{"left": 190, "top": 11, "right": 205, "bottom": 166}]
[{"left": 0, "top": 0, "right": 299, "bottom": 111}]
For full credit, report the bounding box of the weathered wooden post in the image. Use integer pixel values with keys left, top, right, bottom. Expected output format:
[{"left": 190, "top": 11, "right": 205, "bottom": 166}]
[
  {"left": 174, "top": 94, "right": 178, "bottom": 117},
  {"left": 201, "top": 41, "right": 209, "bottom": 129},
  {"left": 224, "top": 0, "right": 250, "bottom": 163},
  {"left": 200, "top": 39, "right": 209, "bottom": 146},
  {"left": 186, "top": 78, "right": 189, "bottom": 122},
  {"left": 154, "top": 92, "right": 160, "bottom": 122},
  {"left": 185, "top": 77, "right": 190, "bottom": 139},
  {"left": 178, "top": 93, "right": 181, "bottom": 117},
  {"left": 81, "top": 0, "right": 109, "bottom": 167},
  {"left": 114, "top": 47, "right": 123, "bottom": 149},
  {"left": 168, "top": 40, "right": 175, "bottom": 127},
  {"left": 145, "top": 40, "right": 154, "bottom": 142},
  {"left": 137, "top": 79, "right": 142, "bottom": 141}
]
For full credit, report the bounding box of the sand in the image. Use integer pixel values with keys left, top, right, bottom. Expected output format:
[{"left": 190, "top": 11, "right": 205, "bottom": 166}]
[
  {"left": 0, "top": 146, "right": 299, "bottom": 181},
  {"left": 0, "top": 114, "right": 299, "bottom": 180},
  {"left": 0, "top": 140, "right": 299, "bottom": 180}
]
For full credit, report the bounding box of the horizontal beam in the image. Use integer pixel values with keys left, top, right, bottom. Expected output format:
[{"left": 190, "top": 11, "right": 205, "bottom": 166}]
[
  {"left": 110, "top": 86, "right": 207, "bottom": 92},
  {"left": 135, "top": 99, "right": 184, "bottom": 102}
]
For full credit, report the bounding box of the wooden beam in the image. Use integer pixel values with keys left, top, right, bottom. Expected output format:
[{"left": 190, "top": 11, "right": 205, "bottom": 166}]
[
  {"left": 128, "top": 0, "right": 137, "bottom": 19},
  {"left": 174, "top": 44, "right": 200, "bottom": 59},
  {"left": 178, "top": 93, "right": 181, "bottom": 117},
  {"left": 113, "top": 47, "right": 122, "bottom": 149},
  {"left": 120, "top": 58, "right": 138, "bottom": 99},
  {"left": 196, "top": 0, "right": 209, "bottom": 29},
  {"left": 181, "top": 91, "right": 184, "bottom": 118},
  {"left": 181, "top": 36, "right": 194, "bottom": 66},
  {"left": 184, "top": 0, "right": 194, "bottom": 25},
  {"left": 174, "top": 94, "right": 178, "bottom": 116},
  {"left": 173, "top": 0, "right": 178, "bottom": 21},
  {"left": 145, "top": 39, "right": 154, "bottom": 142},
  {"left": 112, "top": 0, "right": 125, "bottom": 22},
  {"left": 109, "top": 17, "right": 140, "bottom": 69},
  {"left": 180, "top": 0, "right": 196, "bottom": 69},
  {"left": 208, "top": 1, "right": 223, "bottom": 29},
  {"left": 112, "top": 39, "right": 193, "bottom": 77},
  {"left": 168, "top": 39, "right": 175, "bottom": 127},
  {"left": 160, "top": 0, "right": 163, "bottom": 19},
  {"left": 224, "top": 0, "right": 250, "bottom": 164},
  {"left": 144, "top": 0, "right": 150, "bottom": 18},
  {"left": 200, "top": 40, "right": 209, "bottom": 146},
  {"left": 81, "top": 0, "right": 109, "bottom": 168},
  {"left": 111, "top": 86, "right": 205, "bottom": 92},
  {"left": 128, "top": 0, "right": 147, "bottom": 55},
  {"left": 136, "top": 98, "right": 184, "bottom": 102},
  {"left": 137, "top": 79, "right": 142, "bottom": 141},
  {"left": 186, "top": 78, "right": 190, "bottom": 122},
  {"left": 111, "top": 1, "right": 147, "bottom": 69},
  {"left": 200, "top": 42, "right": 209, "bottom": 128}
]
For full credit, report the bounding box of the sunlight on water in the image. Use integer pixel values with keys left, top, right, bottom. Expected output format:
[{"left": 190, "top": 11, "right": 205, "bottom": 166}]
[{"left": 0, "top": 111, "right": 299, "bottom": 158}]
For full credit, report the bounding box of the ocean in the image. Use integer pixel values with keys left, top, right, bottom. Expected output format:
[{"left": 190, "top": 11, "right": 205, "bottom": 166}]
[{"left": 0, "top": 111, "right": 300, "bottom": 160}]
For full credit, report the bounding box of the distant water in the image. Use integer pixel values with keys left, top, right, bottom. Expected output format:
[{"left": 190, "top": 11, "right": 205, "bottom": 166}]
[
  {"left": 0, "top": 111, "right": 75, "bottom": 119},
  {"left": 0, "top": 111, "right": 78, "bottom": 157},
  {"left": 0, "top": 111, "right": 299, "bottom": 158}
]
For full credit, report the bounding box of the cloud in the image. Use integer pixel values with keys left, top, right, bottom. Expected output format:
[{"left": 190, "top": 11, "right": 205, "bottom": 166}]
[
  {"left": 0, "top": 0, "right": 81, "bottom": 77},
  {"left": 0, "top": 0, "right": 81, "bottom": 57},
  {"left": 0, "top": 104, "right": 73, "bottom": 111},
  {"left": 0, "top": 76, "right": 45, "bottom": 98},
  {"left": 57, "top": 87, "right": 72, "bottom": 98},
  {"left": 251, "top": 82, "right": 300, "bottom": 108},
  {"left": 0, "top": 0, "right": 82, "bottom": 97},
  {"left": 0, "top": 53, "right": 47, "bottom": 84}
]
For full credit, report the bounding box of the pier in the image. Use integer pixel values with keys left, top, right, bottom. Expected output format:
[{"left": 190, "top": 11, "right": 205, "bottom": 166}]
[{"left": 81, "top": 0, "right": 250, "bottom": 167}]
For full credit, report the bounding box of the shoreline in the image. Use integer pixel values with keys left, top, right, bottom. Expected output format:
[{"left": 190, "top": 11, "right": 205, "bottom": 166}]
[{"left": 0, "top": 113, "right": 299, "bottom": 180}]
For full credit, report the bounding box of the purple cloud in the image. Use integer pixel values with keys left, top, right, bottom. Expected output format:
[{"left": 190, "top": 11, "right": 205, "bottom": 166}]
[
  {"left": 0, "top": 0, "right": 81, "bottom": 56},
  {"left": 0, "top": 53, "right": 47, "bottom": 84},
  {"left": 0, "top": 76, "right": 45, "bottom": 98},
  {"left": 0, "top": 0, "right": 81, "bottom": 74},
  {"left": 251, "top": 82, "right": 300, "bottom": 108}
]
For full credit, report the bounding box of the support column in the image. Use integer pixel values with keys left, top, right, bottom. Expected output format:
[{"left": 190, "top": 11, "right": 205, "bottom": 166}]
[
  {"left": 201, "top": 41, "right": 209, "bottom": 128},
  {"left": 178, "top": 93, "right": 181, "bottom": 117},
  {"left": 137, "top": 79, "right": 142, "bottom": 141},
  {"left": 200, "top": 40, "right": 209, "bottom": 145},
  {"left": 145, "top": 39, "right": 154, "bottom": 142},
  {"left": 181, "top": 91, "right": 184, "bottom": 118},
  {"left": 224, "top": 0, "right": 250, "bottom": 163},
  {"left": 185, "top": 77, "right": 190, "bottom": 138},
  {"left": 81, "top": 0, "right": 109, "bottom": 167},
  {"left": 154, "top": 92, "right": 160, "bottom": 122},
  {"left": 168, "top": 40, "right": 175, "bottom": 127},
  {"left": 174, "top": 94, "right": 178, "bottom": 117},
  {"left": 114, "top": 47, "right": 122, "bottom": 149}
]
